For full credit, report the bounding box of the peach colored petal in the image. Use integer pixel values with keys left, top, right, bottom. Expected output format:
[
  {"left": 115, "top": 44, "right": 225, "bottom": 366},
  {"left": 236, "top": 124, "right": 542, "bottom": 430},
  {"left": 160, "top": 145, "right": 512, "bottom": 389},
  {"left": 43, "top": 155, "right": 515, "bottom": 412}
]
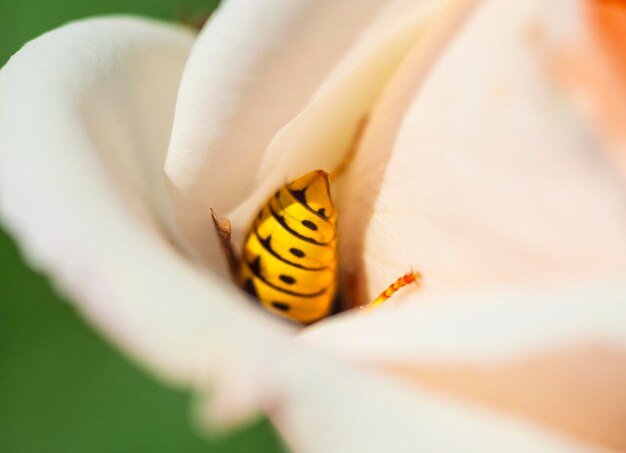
[
  {"left": 388, "top": 345, "right": 626, "bottom": 450},
  {"left": 590, "top": 0, "right": 626, "bottom": 82},
  {"left": 265, "top": 352, "right": 591, "bottom": 452},
  {"left": 552, "top": 0, "right": 626, "bottom": 180},
  {"left": 303, "top": 283, "right": 626, "bottom": 449},
  {"left": 336, "top": 0, "right": 626, "bottom": 305}
]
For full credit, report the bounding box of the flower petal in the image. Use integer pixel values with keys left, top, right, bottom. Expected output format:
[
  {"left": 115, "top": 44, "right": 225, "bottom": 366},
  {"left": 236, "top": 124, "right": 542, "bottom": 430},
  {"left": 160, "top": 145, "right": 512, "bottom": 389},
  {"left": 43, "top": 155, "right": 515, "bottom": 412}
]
[
  {"left": 0, "top": 17, "right": 291, "bottom": 426},
  {"left": 303, "top": 282, "right": 626, "bottom": 363},
  {"left": 303, "top": 1, "right": 626, "bottom": 446},
  {"left": 336, "top": 0, "right": 626, "bottom": 304},
  {"left": 302, "top": 282, "right": 626, "bottom": 449},
  {"left": 165, "top": 0, "right": 448, "bottom": 264},
  {"left": 265, "top": 352, "right": 590, "bottom": 452},
  {"left": 554, "top": 0, "right": 626, "bottom": 180}
]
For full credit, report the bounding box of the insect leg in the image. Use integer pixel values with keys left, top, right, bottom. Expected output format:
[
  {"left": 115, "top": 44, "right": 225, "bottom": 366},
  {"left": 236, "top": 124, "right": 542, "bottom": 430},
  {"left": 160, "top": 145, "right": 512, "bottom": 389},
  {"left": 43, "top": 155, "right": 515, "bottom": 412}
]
[
  {"left": 209, "top": 208, "right": 240, "bottom": 279},
  {"left": 330, "top": 114, "right": 369, "bottom": 181},
  {"left": 368, "top": 271, "right": 422, "bottom": 308}
]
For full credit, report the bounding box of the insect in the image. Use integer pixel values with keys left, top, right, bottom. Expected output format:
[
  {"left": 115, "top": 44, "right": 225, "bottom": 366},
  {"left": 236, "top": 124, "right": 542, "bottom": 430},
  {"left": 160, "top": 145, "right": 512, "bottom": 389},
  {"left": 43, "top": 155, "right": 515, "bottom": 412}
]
[
  {"left": 242, "top": 170, "right": 338, "bottom": 323},
  {"left": 211, "top": 123, "right": 421, "bottom": 324},
  {"left": 211, "top": 170, "right": 337, "bottom": 323},
  {"left": 370, "top": 272, "right": 421, "bottom": 308}
]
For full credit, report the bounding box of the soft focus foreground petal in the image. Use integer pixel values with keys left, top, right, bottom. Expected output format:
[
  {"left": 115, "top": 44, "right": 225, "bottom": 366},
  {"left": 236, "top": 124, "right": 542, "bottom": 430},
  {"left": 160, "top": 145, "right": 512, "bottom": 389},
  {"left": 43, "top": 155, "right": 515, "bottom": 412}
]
[
  {"left": 265, "top": 352, "right": 591, "bottom": 452},
  {"left": 303, "top": 282, "right": 626, "bottom": 449},
  {"left": 0, "top": 17, "right": 290, "bottom": 425},
  {"left": 338, "top": 0, "right": 626, "bottom": 304},
  {"left": 165, "top": 0, "right": 448, "bottom": 265},
  {"left": 304, "top": 281, "right": 626, "bottom": 362}
]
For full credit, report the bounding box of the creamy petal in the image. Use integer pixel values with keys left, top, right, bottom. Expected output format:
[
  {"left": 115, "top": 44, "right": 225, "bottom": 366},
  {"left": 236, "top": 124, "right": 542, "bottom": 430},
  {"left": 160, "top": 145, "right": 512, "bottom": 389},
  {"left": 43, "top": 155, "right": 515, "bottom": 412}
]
[
  {"left": 303, "top": 281, "right": 626, "bottom": 363},
  {"left": 165, "top": 0, "right": 448, "bottom": 265},
  {"left": 0, "top": 17, "right": 291, "bottom": 425},
  {"left": 303, "top": 1, "right": 626, "bottom": 446},
  {"left": 303, "top": 282, "right": 626, "bottom": 449},
  {"left": 265, "top": 352, "right": 591, "bottom": 452},
  {"left": 337, "top": 0, "right": 626, "bottom": 305}
]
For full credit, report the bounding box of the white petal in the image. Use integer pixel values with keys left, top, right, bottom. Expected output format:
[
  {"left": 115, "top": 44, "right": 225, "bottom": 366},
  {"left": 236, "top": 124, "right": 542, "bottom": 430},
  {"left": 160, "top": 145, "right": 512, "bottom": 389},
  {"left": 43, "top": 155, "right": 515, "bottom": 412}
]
[
  {"left": 303, "top": 281, "right": 626, "bottom": 364},
  {"left": 302, "top": 281, "right": 626, "bottom": 449},
  {"left": 265, "top": 353, "right": 591, "bottom": 452},
  {"left": 165, "top": 0, "right": 448, "bottom": 264},
  {"left": 337, "top": 0, "right": 626, "bottom": 304},
  {"left": 0, "top": 17, "right": 291, "bottom": 425}
]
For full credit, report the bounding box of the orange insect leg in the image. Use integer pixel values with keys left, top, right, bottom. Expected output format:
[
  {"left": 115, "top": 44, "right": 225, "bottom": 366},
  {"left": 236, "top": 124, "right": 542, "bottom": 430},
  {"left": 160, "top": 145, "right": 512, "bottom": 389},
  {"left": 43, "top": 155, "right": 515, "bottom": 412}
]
[{"left": 369, "top": 271, "right": 422, "bottom": 308}]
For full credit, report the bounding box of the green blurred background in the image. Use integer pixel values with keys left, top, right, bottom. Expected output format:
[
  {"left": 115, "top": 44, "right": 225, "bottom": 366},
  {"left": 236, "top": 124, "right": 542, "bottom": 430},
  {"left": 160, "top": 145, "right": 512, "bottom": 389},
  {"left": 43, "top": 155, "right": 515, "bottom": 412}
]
[{"left": 0, "top": 1, "right": 284, "bottom": 451}]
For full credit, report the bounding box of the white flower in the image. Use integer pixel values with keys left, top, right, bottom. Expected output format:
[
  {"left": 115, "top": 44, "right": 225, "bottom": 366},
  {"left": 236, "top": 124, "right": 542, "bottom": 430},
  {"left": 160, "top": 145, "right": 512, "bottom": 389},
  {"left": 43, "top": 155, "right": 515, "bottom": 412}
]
[{"left": 2, "top": 0, "right": 626, "bottom": 451}]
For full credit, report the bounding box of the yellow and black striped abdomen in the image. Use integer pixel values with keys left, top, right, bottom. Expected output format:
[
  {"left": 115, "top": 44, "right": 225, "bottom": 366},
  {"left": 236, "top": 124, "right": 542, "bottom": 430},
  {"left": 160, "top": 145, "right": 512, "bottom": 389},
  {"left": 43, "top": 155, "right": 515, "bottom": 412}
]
[{"left": 239, "top": 171, "right": 337, "bottom": 324}]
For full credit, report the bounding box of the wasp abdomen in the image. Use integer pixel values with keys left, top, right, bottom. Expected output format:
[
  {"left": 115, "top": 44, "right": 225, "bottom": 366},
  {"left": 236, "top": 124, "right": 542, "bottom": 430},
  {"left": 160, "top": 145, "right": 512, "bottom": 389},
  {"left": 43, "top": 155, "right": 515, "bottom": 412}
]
[{"left": 239, "top": 171, "right": 337, "bottom": 324}]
